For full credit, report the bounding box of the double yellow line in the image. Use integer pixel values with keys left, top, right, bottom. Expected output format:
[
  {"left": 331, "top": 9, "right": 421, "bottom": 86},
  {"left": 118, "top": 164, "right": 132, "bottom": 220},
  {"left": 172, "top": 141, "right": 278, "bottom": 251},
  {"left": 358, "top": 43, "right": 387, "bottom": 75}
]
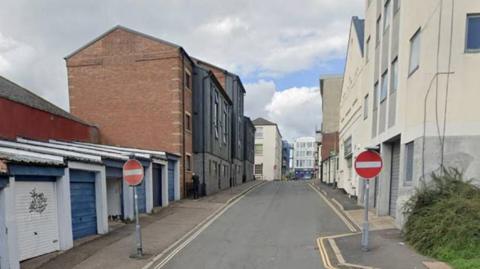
[{"left": 317, "top": 236, "right": 336, "bottom": 269}]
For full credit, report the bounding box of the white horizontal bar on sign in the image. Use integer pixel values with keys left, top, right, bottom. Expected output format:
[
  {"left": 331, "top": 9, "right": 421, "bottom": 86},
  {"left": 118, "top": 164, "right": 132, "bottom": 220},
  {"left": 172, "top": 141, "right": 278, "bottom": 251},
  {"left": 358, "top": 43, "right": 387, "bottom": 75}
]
[
  {"left": 355, "top": 161, "right": 382, "bottom": 168},
  {"left": 124, "top": 169, "right": 144, "bottom": 176}
]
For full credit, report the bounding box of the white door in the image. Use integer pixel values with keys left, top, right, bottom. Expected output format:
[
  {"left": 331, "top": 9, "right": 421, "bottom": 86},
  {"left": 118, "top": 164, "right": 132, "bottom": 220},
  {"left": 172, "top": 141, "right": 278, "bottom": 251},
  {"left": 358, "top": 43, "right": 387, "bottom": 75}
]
[{"left": 15, "top": 181, "right": 60, "bottom": 261}]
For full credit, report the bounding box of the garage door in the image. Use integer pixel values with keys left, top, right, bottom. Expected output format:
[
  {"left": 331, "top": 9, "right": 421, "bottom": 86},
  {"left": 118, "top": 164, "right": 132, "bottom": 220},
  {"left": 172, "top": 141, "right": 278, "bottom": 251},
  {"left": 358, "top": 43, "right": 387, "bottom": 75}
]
[
  {"left": 70, "top": 170, "right": 97, "bottom": 240},
  {"left": 389, "top": 143, "right": 400, "bottom": 218},
  {"left": 106, "top": 177, "right": 123, "bottom": 218},
  {"left": 15, "top": 180, "right": 60, "bottom": 261},
  {"left": 168, "top": 160, "right": 175, "bottom": 201},
  {"left": 136, "top": 178, "right": 146, "bottom": 214}
]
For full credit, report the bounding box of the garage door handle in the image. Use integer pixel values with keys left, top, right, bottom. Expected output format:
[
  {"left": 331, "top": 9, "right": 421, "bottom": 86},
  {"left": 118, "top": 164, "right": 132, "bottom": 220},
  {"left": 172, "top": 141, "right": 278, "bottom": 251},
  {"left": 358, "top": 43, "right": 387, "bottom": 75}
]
[{"left": 34, "top": 232, "right": 38, "bottom": 235}]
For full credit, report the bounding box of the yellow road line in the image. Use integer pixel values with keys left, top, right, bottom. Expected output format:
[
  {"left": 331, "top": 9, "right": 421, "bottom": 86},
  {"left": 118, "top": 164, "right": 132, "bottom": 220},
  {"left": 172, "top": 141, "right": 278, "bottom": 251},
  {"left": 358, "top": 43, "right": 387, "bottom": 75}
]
[{"left": 308, "top": 183, "right": 357, "bottom": 232}]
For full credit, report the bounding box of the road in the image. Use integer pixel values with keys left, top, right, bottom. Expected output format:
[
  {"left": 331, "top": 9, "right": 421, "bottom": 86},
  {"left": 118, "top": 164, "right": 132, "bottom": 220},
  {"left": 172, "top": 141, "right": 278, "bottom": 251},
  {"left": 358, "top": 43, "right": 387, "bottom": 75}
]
[{"left": 162, "top": 181, "right": 351, "bottom": 269}]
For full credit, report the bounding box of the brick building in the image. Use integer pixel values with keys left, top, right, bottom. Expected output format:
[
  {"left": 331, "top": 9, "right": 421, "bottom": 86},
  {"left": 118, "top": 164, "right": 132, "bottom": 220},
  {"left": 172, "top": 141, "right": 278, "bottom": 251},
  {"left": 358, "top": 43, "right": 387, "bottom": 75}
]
[{"left": 65, "top": 26, "right": 193, "bottom": 197}]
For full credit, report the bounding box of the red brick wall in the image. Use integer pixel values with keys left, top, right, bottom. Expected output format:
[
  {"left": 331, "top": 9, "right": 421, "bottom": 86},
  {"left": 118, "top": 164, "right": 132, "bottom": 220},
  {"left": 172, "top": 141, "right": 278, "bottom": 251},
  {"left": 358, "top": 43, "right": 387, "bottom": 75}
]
[
  {"left": 0, "top": 97, "right": 99, "bottom": 142},
  {"left": 321, "top": 132, "right": 339, "bottom": 161},
  {"left": 66, "top": 28, "right": 192, "bottom": 197}
]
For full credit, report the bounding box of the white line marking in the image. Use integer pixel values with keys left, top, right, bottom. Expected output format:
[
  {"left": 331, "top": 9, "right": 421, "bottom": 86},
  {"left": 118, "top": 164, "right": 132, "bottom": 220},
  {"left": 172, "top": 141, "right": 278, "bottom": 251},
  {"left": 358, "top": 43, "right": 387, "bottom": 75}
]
[
  {"left": 355, "top": 161, "right": 382, "bottom": 168},
  {"left": 124, "top": 169, "right": 144, "bottom": 176},
  {"left": 142, "top": 182, "right": 266, "bottom": 269}
]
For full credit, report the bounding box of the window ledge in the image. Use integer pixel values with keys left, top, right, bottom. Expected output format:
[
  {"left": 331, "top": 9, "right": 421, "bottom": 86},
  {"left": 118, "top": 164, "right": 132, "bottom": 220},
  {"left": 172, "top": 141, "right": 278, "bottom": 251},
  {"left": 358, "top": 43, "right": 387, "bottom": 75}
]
[
  {"left": 465, "top": 49, "right": 480, "bottom": 54},
  {"left": 408, "top": 66, "right": 419, "bottom": 78}
]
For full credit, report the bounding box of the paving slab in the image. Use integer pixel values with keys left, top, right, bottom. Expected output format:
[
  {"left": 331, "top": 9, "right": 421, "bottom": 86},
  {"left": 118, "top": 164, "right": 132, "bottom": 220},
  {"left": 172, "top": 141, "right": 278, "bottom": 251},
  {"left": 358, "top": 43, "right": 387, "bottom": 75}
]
[{"left": 332, "top": 229, "right": 433, "bottom": 269}]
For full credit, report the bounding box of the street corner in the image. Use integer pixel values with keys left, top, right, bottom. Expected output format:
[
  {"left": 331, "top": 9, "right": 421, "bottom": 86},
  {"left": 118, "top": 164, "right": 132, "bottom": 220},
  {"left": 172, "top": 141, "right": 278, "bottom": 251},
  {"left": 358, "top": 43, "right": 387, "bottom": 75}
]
[{"left": 323, "top": 229, "right": 435, "bottom": 269}]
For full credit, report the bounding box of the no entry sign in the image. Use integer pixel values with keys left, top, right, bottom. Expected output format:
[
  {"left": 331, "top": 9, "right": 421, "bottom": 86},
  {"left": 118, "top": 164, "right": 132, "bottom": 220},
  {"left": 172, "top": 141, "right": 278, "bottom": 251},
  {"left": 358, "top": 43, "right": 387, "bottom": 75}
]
[
  {"left": 354, "top": 151, "right": 383, "bottom": 179},
  {"left": 123, "top": 159, "right": 144, "bottom": 186}
]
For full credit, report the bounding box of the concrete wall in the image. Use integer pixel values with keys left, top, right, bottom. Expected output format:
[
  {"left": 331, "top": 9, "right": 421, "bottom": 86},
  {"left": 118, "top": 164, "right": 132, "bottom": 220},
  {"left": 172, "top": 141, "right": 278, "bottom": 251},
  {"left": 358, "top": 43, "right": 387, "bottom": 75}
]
[{"left": 320, "top": 76, "right": 343, "bottom": 134}]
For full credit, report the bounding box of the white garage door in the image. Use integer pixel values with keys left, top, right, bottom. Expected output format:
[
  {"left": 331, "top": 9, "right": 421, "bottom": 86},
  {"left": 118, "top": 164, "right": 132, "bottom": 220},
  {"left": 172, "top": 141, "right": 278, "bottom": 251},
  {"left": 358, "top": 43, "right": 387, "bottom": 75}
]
[{"left": 15, "top": 181, "right": 60, "bottom": 261}]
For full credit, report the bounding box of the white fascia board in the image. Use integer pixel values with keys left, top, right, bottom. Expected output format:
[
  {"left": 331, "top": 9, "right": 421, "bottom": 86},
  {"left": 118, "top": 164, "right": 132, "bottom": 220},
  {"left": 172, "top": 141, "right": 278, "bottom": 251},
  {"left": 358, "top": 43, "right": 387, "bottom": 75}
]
[
  {"left": 73, "top": 141, "right": 167, "bottom": 158},
  {"left": 17, "top": 138, "right": 128, "bottom": 161},
  {"left": 50, "top": 140, "right": 151, "bottom": 159},
  {"left": 0, "top": 146, "right": 64, "bottom": 164},
  {"left": 0, "top": 140, "right": 102, "bottom": 164}
]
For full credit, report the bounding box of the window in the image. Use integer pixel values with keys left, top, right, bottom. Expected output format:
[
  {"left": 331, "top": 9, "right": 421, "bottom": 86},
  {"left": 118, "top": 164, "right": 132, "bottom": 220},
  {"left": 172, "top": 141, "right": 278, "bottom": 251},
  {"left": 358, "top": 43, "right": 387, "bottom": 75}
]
[
  {"left": 405, "top": 142, "right": 414, "bottom": 183},
  {"left": 223, "top": 103, "right": 228, "bottom": 143},
  {"left": 383, "top": 0, "right": 391, "bottom": 31},
  {"left": 409, "top": 29, "right": 421, "bottom": 75},
  {"left": 373, "top": 82, "right": 379, "bottom": 110},
  {"left": 185, "top": 113, "right": 191, "bottom": 131},
  {"left": 185, "top": 71, "right": 191, "bottom": 89},
  {"left": 394, "top": 0, "right": 401, "bottom": 13},
  {"left": 255, "top": 127, "right": 264, "bottom": 139},
  {"left": 186, "top": 155, "right": 191, "bottom": 171},
  {"left": 255, "top": 164, "right": 263, "bottom": 175},
  {"left": 391, "top": 58, "right": 398, "bottom": 93},
  {"left": 380, "top": 71, "right": 388, "bottom": 102},
  {"left": 466, "top": 15, "right": 480, "bottom": 52},
  {"left": 255, "top": 144, "right": 263, "bottom": 155},
  {"left": 364, "top": 94, "right": 369, "bottom": 119},
  {"left": 214, "top": 92, "right": 219, "bottom": 138},
  {"left": 366, "top": 37, "right": 370, "bottom": 62},
  {"left": 376, "top": 16, "right": 381, "bottom": 46}
]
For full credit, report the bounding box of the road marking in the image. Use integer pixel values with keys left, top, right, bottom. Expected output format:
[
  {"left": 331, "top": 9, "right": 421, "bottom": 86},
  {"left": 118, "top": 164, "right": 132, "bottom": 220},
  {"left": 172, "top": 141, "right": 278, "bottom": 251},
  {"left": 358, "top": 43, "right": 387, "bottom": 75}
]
[
  {"left": 331, "top": 198, "right": 344, "bottom": 211},
  {"left": 143, "top": 181, "right": 267, "bottom": 269},
  {"left": 317, "top": 233, "right": 377, "bottom": 269},
  {"left": 308, "top": 183, "right": 357, "bottom": 232}
]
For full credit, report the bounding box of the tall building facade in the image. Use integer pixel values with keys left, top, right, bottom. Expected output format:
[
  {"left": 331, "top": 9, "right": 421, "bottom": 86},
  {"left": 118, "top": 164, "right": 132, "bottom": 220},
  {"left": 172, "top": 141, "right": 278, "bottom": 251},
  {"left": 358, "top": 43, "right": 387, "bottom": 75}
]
[
  {"left": 281, "top": 140, "right": 292, "bottom": 179},
  {"left": 319, "top": 76, "right": 343, "bottom": 184},
  {"left": 66, "top": 25, "right": 254, "bottom": 197},
  {"left": 336, "top": 0, "right": 480, "bottom": 226},
  {"left": 293, "top": 137, "right": 316, "bottom": 179},
  {"left": 253, "top": 118, "right": 282, "bottom": 180}
]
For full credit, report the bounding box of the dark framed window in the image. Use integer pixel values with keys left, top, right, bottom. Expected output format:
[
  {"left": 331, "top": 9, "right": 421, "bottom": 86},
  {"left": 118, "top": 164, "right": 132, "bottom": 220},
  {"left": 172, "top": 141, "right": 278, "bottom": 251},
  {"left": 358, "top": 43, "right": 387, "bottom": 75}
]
[
  {"left": 380, "top": 71, "right": 388, "bottom": 102},
  {"left": 376, "top": 15, "right": 382, "bottom": 46},
  {"left": 366, "top": 36, "right": 371, "bottom": 62},
  {"left": 373, "top": 82, "right": 379, "bottom": 110},
  {"left": 405, "top": 142, "right": 414, "bottom": 183},
  {"left": 186, "top": 155, "right": 191, "bottom": 171},
  {"left": 185, "top": 113, "right": 191, "bottom": 131},
  {"left": 466, "top": 14, "right": 480, "bottom": 52},
  {"left": 394, "top": 0, "right": 401, "bottom": 13},
  {"left": 409, "top": 28, "right": 421, "bottom": 75},
  {"left": 185, "top": 72, "right": 191, "bottom": 89},
  {"left": 391, "top": 58, "right": 398, "bottom": 93},
  {"left": 364, "top": 94, "right": 369, "bottom": 119},
  {"left": 383, "top": 0, "right": 391, "bottom": 32}
]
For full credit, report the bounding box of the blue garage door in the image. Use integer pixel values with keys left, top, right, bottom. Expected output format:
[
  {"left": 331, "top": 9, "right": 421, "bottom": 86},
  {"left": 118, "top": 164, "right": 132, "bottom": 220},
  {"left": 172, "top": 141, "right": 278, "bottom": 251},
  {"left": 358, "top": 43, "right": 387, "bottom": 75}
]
[
  {"left": 168, "top": 160, "right": 175, "bottom": 201},
  {"left": 136, "top": 178, "right": 146, "bottom": 214},
  {"left": 70, "top": 170, "right": 97, "bottom": 240}
]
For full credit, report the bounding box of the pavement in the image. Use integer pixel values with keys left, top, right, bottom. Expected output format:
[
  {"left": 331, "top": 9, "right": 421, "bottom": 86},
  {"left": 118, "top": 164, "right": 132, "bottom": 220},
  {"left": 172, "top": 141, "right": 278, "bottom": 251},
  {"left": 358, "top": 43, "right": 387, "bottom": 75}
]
[
  {"left": 21, "top": 180, "right": 262, "bottom": 269},
  {"left": 312, "top": 179, "right": 450, "bottom": 269}
]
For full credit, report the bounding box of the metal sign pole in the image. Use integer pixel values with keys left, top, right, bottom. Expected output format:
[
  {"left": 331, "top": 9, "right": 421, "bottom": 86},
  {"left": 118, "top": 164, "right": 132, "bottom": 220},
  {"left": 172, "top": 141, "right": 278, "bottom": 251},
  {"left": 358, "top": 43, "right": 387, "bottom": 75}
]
[
  {"left": 134, "top": 185, "right": 143, "bottom": 257},
  {"left": 361, "top": 179, "right": 370, "bottom": 251}
]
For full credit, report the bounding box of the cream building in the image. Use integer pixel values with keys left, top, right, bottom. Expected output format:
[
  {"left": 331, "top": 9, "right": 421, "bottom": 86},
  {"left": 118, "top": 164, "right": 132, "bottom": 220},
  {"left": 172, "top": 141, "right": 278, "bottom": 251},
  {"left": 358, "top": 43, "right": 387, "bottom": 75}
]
[
  {"left": 253, "top": 118, "right": 282, "bottom": 180},
  {"left": 293, "top": 137, "right": 316, "bottom": 179},
  {"left": 337, "top": 0, "right": 480, "bottom": 227}
]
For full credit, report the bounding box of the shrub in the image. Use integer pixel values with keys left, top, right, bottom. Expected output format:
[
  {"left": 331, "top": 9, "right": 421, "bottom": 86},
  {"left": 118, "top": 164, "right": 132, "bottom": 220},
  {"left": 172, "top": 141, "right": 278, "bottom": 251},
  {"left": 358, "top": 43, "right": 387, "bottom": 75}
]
[{"left": 403, "top": 168, "right": 480, "bottom": 269}]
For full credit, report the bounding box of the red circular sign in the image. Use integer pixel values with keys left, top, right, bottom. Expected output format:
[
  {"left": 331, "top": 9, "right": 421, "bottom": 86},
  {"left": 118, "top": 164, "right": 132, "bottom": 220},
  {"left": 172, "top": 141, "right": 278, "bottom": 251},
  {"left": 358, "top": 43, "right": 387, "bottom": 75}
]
[
  {"left": 123, "top": 159, "right": 144, "bottom": 186},
  {"left": 354, "top": 151, "right": 383, "bottom": 179}
]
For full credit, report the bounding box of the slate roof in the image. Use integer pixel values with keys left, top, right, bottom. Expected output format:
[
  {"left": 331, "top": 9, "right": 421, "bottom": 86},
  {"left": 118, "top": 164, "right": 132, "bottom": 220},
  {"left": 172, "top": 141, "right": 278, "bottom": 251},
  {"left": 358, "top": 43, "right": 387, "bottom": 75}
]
[
  {"left": 352, "top": 16, "right": 365, "bottom": 55},
  {"left": 252, "top": 117, "right": 277, "bottom": 126},
  {"left": 0, "top": 76, "right": 91, "bottom": 125}
]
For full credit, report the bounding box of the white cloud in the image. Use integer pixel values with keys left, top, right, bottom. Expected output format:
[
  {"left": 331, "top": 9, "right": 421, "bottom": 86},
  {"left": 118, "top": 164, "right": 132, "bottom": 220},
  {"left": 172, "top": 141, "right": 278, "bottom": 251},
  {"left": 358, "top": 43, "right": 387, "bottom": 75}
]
[{"left": 245, "top": 80, "right": 321, "bottom": 141}]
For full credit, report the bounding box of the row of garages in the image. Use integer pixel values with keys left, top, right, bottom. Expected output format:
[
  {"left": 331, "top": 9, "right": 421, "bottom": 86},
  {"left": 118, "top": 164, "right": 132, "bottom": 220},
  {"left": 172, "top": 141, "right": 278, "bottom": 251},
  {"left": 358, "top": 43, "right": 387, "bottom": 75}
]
[{"left": 0, "top": 138, "right": 181, "bottom": 269}]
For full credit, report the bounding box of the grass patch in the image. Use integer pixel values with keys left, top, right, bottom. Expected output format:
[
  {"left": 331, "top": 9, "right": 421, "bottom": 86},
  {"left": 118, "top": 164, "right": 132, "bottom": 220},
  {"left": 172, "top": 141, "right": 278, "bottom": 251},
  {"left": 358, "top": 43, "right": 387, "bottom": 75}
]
[{"left": 403, "top": 168, "right": 480, "bottom": 269}]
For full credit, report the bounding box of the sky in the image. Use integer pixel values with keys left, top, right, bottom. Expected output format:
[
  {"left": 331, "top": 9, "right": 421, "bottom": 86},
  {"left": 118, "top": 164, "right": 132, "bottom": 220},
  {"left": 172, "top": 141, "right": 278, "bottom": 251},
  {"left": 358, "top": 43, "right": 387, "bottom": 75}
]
[{"left": 0, "top": 0, "right": 363, "bottom": 142}]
